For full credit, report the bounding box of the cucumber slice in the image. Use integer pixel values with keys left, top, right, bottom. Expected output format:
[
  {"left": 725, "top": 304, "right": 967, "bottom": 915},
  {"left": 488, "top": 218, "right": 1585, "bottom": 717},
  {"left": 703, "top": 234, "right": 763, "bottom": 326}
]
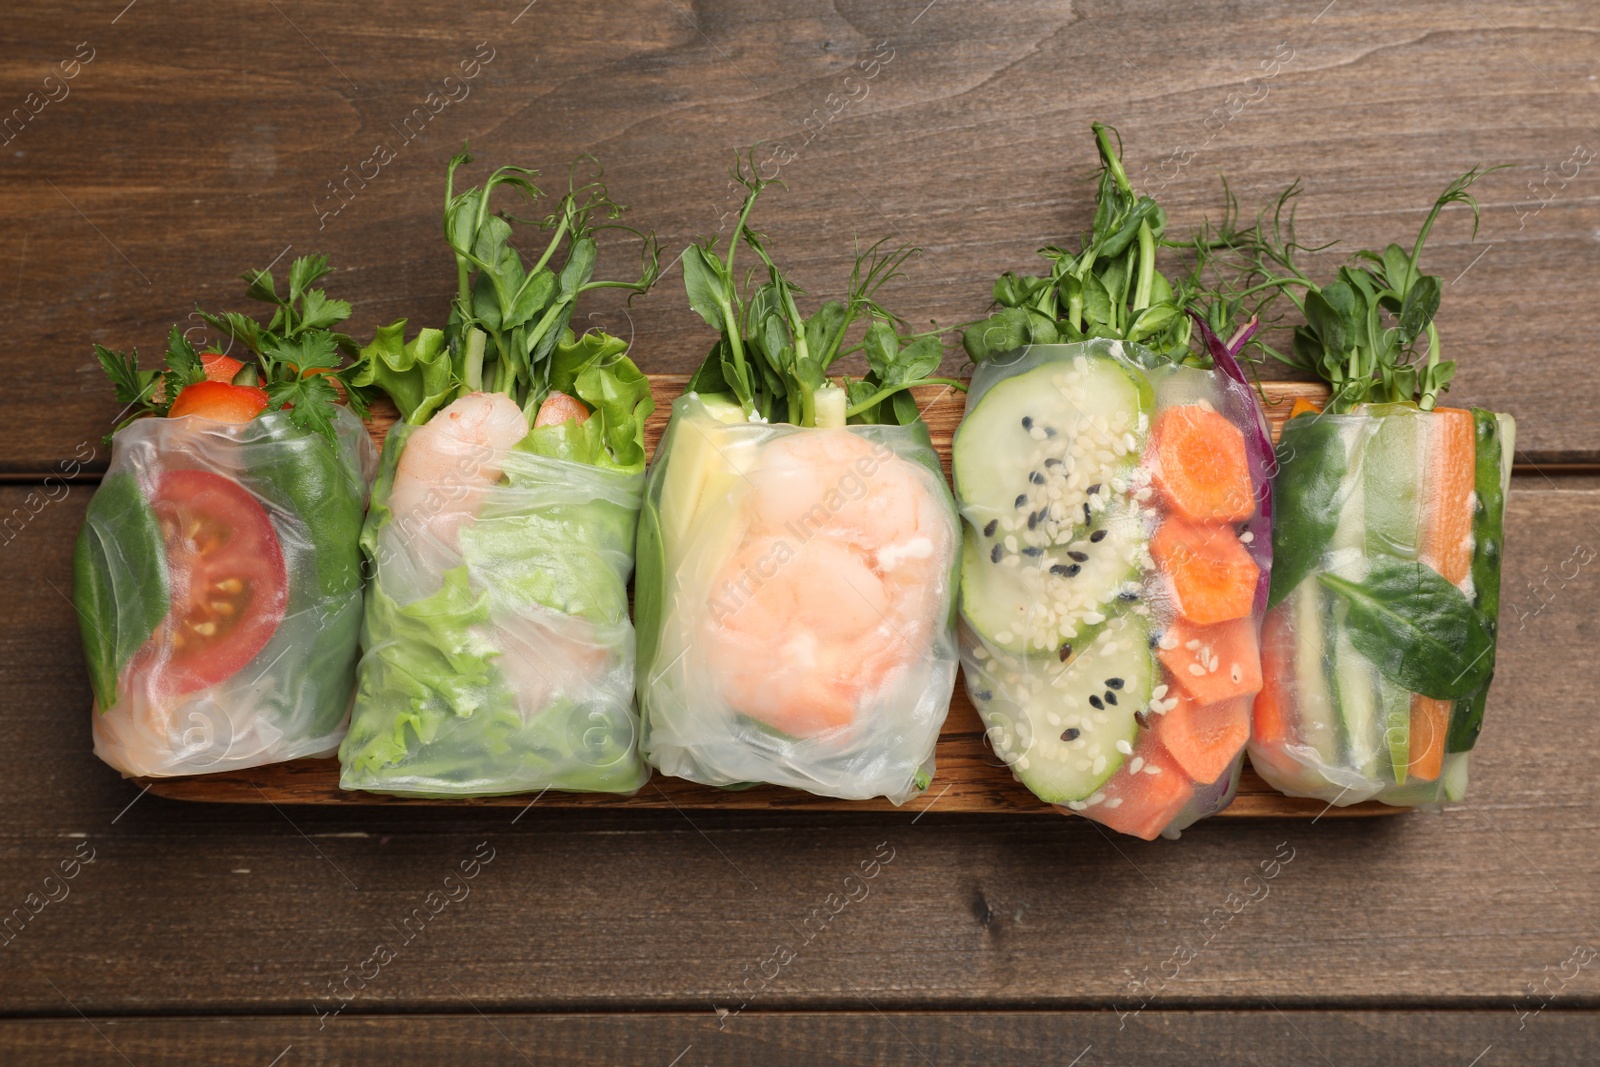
[
  {"left": 1289, "top": 581, "right": 1340, "bottom": 768},
  {"left": 1331, "top": 615, "right": 1381, "bottom": 778},
  {"left": 953, "top": 354, "right": 1151, "bottom": 530},
  {"left": 970, "top": 614, "right": 1154, "bottom": 803},
  {"left": 1381, "top": 675, "right": 1410, "bottom": 784},
  {"left": 961, "top": 498, "right": 1147, "bottom": 654},
  {"left": 1361, "top": 403, "right": 1423, "bottom": 560}
]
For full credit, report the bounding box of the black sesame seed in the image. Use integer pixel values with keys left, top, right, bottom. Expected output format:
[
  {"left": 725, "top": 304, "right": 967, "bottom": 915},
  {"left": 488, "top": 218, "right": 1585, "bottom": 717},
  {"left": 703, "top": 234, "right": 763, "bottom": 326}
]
[
  {"left": 1090, "top": 529, "right": 1107, "bottom": 543},
  {"left": 1021, "top": 415, "right": 1034, "bottom": 430},
  {"left": 1030, "top": 470, "right": 1046, "bottom": 485},
  {"left": 1087, "top": 482, "right": 1102, "bottom": 495},
  {"left": 1049, "top": 564, "right": 1071, "bottom": 577},
  {"left": 1015, "top": 494, "right": 1029, "bottom": 509},
  {"left": 1045, "top": 458, "right": 1062, "bottom": 468},
  {"left": 1103, "top": 690, "right": 1118, "bottom": 706},
  {"left": 1106, "top": 677, "right": 1124, "bottom": 689},
  {"left": 1060, "top": 727, "right": 1080, "bottom": 742},
  {"left": 1118, "top": 591, "right": 1140, "bottom": 602},
  {"left": 1149, "top": 633, "right": 1161, "bottom": 649},
  {"left": 975, "top": 689, "right": 993, "bottom": 702},
  {"left": 1135, "top": 711, "right": 1150, "bottom": 729},
  {"left": 1083, "top": 503, "right": 1092, "bottom": 524},
  {"left": 983, "top": 519, "right": 998, "bottom": 537},
  {"left": 1021, "top": 546, "right": 1043, "bottom": 558},
  {"left": 1027, "top": 512, "right": 1038, "bottom": 530},
  {"left": 1067, "top": 550, "right": 1089, "bottom": 563},
  {"left": 1065, "top": 563, "right": 1081, "bottom": 577},
  {"left": 1057, "top": 643, "right": 1072, "bottom": 662},
  {"left": 1044, "top": 426, "right": 1057, "bottom": 437},
  {"left": 990, "top": 544, "right": 1003, "bottom": 564},
  {"left": 1089, "top": 695, "right": 1104, "bottom": 710}
]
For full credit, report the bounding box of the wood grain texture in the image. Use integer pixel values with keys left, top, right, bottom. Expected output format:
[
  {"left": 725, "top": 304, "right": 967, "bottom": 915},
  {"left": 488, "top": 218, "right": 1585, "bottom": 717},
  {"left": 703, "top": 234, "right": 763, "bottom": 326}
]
[
  {"left": 0, "top": 0, "right": 1595, "bottom": 476},
  {"left": 137, "top": 377, "right": 1391, "bottom": 818},
  {"left": 2, "top": 0, "right": 1598, "bottom": 1036},
  {"left": 2, "top": 479, "right": 1594, "bottom": 1017},
  {"left": 4, "top": 1010, "right": 1597, "bottom": 1066}
]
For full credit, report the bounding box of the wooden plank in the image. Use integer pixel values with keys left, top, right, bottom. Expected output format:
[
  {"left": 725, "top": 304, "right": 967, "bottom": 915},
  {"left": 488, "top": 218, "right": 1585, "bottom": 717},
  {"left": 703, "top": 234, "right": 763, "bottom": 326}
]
[
  {"left": 0, "top": 0, "right": 1595, "bottom": 474},
  {"left": 3, "top": 1011, "right": 1597, "bottom": 1066},
  {"left": 0, "top": 482, "right": 1592, "bottom": 1014},
  {"left": 132, "top": 377, "right": 1387, "bottom": 818}
]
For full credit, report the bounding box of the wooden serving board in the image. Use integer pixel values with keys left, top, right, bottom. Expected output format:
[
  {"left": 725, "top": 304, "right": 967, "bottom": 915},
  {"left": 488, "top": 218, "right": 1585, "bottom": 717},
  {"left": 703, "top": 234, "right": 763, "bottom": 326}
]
[{"left": 142, "top": 376, "right": 1396, "bottom": 817}]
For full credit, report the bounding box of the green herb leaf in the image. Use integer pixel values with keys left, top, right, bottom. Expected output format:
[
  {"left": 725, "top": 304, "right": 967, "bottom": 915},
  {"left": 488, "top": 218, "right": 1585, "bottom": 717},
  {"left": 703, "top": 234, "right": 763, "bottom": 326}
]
[
  {"left": 1267, "top": 413, "right": 1349, "bottom": 608},
  {"left": 1319, "top": 559, "right": 1495, "bottom": 700},
  {"left": 1397, "top": 273, "right": 1440, "bottom": 343}
]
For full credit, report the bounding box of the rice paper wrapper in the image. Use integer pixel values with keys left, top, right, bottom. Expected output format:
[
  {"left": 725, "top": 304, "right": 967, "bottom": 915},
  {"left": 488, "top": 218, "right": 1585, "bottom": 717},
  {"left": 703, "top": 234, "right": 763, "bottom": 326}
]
[
  {"left": 952, "top": 340, "right": 1274, "bottom": 839},
  {"left": 634, "top": 395, "right": 961, "bottom": 804},
  {"left": 1249, "top": 405, "right": 1513, "bottom": 808},
  {"left": 79, "top": 407, "right": 377, "bottom": 777},
  {"left": 340, "top": 417, "right": 649, "bottom": 796}
]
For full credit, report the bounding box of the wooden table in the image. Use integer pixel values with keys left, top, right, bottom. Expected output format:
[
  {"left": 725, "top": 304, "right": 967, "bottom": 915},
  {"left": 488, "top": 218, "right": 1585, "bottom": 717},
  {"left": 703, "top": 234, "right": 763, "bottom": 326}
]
[{"left": 2, "top": 2, "right": 1595, "bottom": 1062}]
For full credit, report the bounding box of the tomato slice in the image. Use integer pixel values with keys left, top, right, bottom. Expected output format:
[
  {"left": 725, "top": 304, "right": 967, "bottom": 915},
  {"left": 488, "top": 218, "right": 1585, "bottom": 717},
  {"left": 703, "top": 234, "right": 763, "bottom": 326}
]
[
  {"left": 200, "top": 351, "right": 244, "bottom": 383},
  {"left": 142, "top": 470, "right": 288, "bottom": 696},
  {"left": 169, "top": 381, "right": 269, "bottom": 423}
]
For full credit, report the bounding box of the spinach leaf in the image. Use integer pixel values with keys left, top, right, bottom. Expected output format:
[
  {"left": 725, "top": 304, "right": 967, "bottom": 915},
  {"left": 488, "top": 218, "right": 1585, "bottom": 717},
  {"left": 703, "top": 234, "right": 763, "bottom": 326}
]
[
  {"left": 1267, "top": 414, "right": 1348, "bottom": 608},
  {"left": 74, "top": 473, "right": 169, "bottom": 709},
  {"left": 1319, "top": 558, "right": 1494, "bottom": 700}
]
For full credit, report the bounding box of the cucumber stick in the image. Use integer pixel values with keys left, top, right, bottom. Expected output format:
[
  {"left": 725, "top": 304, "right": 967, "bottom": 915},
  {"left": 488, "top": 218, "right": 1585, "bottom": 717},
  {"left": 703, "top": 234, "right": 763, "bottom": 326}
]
[
  {"left": 1446, "top": 409, "right": 1513, "bottom": 753},
  {"left": 1326, "top": 424, "right": 1381, "bottom": 775}
]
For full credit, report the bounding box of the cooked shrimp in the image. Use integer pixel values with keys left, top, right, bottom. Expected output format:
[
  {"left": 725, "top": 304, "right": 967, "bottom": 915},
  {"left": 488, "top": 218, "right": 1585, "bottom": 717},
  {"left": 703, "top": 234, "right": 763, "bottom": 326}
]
[
  {"left": 388, "top": 392, "right": 528, "bottom": 550},
  {"left": 701, "top": 429, "right": 953, "bottom": 737},
  {"left": 533, "top": 390, "right": 591, "bottom": 429}
]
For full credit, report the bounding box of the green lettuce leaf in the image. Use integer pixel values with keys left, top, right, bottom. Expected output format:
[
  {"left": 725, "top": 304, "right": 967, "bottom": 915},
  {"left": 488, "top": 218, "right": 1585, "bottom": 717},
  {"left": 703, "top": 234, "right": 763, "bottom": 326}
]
[
  {"left": 350, "top": 320, "right": 454, "bottom": 425},
  {"left": 519, "top": 329, "right": 654, "bottom": 473},
  {"left": 342, "top": 566, "right": 501, "bottom": 774}
]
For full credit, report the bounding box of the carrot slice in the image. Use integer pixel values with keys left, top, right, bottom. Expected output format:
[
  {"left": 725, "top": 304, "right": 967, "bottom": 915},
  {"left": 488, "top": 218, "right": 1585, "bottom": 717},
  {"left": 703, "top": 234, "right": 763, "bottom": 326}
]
[
  {"left": 1404, "top": 406, "right": 1477, "bottom": 780},
  {"left": 1288, "top": 397, "right": 1322, "bottom": 419},
  {"left": 1152, "top": 694, "right": 1251, "bottom": 785},
  {"left": 534, "top": 390, "right": 591, "bottom": 428},
  {"left": 1158, "top": 616, "right": 1262, "bottom": 705},
  {"left": 1152, "top": 518, "right": 1259, "bottom": 625},
  {"left": 1149, "top": 405, "right": 1255, "bottom": 523},
  {"left": 1086, "top": 737, "right": 1196, "bottom": 841}
]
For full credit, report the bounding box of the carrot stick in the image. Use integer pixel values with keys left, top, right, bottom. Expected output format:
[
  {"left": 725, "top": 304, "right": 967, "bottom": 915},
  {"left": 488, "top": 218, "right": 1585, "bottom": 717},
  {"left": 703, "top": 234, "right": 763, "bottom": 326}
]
[{"left": 1407, "top": 407, "right": 1476, "bottom": 780}]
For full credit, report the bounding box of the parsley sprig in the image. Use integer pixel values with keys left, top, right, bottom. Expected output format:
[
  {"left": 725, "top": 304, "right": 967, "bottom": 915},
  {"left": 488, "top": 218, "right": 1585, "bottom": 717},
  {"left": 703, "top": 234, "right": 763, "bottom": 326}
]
[
  {"left": 93, "top": 253, "right": 365, "bottom": 442},
  {"left": 199, "top": 253, "right": 367, "bottom": 439}
]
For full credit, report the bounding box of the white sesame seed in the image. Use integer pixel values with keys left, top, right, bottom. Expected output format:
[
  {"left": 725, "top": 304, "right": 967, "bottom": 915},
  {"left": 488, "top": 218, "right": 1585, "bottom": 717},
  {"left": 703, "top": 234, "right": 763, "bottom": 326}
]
[
  {"left": 1240, "top": 531, "right": 1255, "bottom": 544},
  {"left": 1152, "top": 684, "right": 1168, "bottom": 699},
  {"left": 1104, "top": 797, "right": 1124, "bottom": 809},
  {"left": 1144, "top": 764, "right": 1162, "bottom": 775},
  {"left": 1158, "top": 633, "right": 1178, "bottom": 651},
  {"left": 1116, "top": 739, "right": 1133, "bottom": 755},
  {"left": 1129, "top": 757, "right": 1145, "bottom": 774}
]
